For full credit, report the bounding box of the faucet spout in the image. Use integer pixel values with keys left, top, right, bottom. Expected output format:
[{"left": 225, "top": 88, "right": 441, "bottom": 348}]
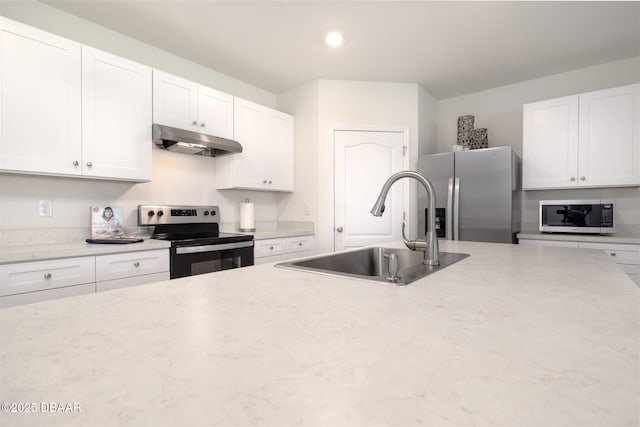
[{"left": 370, "top": 171, "right": 439, "bottom": 266}]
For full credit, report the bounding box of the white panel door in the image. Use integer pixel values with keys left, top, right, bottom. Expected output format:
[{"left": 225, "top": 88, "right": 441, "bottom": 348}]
[
  {"left": 152, "top": 70, "right": 198, "bottom": 130},
  {"left": 523, "top": 95, "right": 579, "bottom": 189},
  {"left": 81, "top": 46, "right": 152, "bottom": 181},
  {"left": 578, "top": 84, "right": 639, "bottom": 187},
  {"left": 198, "top": 86, "right": 234, "bottom": 139},
  {"left": 0, "top": 17, "right": 82, "bottom": 175},
  {"left": 334, "top": 130, "right": 405, "bottom": 251}
]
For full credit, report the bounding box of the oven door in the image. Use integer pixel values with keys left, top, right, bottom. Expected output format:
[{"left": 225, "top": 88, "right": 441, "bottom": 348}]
[{"left": 170, "top": 241, "right": 254, "bottom": 279}]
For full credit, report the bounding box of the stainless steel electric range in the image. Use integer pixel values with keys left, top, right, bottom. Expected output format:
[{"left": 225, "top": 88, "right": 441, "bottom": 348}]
[{"left": 139, "top": 205, "right": 254, "bottom": 279}]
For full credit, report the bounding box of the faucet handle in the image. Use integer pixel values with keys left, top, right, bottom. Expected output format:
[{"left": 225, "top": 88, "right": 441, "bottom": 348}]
[{"left": 402, "top": 222, "right": 427, "bottom": 252}]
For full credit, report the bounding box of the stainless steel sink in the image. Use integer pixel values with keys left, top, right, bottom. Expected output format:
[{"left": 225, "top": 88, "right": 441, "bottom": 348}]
[{"left": 276, "top": 247, "right": 469, "bottom": 285}]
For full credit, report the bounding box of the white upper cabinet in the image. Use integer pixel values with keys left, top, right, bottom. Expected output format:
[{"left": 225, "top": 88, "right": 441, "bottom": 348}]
[
  {"left": 523, "top": 83, "right": 639, "bottom": 189},
  {"left": 152, "top": 70, "right": 233, "bottom": 139},
  {"left": 216, "top": 98, "right": 294, "bottom": 192},
  {"left": 577, "top": 84, "right": 639, "bottom": 187},
  {"left": 0, "top": 17, "right": 82, "bottom": 176},
  {"left": 0, "top": 17, "right": 152, "bottom": 182},
  {"left": 82, "top": 46, "right": 152, "bottom": 181}
]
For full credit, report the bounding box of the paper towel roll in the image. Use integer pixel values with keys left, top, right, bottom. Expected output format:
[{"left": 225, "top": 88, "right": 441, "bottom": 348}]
[{"left": 240, "top": 202, "right": 255, "bottom": 232}]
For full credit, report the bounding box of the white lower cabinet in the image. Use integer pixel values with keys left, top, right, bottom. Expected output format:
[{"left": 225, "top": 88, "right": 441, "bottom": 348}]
[
  {"left": 519, "top": 238, "right": 640, "bottom": 285},
  {"left": 0, "top": 249, "right": 170, "bottom": 307},
  {"left": 254, "top": 236, "right": 314, "bottom": 265},
  {"left": 95, "top": 249, "right": 170, "bottom": 292},
  {"left": 0, "top": 256, "right": 95, "bottom": 308}
]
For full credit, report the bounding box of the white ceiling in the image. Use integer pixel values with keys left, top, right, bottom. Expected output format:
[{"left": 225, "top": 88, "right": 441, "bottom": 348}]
[{"left": 44, "top": 1, "right": 640, "bottom": 99}]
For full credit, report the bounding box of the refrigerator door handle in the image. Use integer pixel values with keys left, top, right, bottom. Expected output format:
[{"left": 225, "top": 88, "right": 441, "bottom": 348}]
[
  {"left": 453, "top": 177, "right": 460, "bottom": 241},
  {"left": 446, "top": 177, "right": 454, "bottom": 240}
]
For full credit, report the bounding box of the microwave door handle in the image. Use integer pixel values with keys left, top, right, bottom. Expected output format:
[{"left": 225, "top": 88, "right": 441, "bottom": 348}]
[{"left": 446, "top": 177, "right": 454, "bottom": 240}]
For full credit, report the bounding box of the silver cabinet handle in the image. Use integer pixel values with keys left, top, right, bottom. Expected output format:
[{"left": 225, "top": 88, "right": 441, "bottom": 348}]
[
  {"left": 298, "top": 242, "right": 302, "bottom": 246},
  {"left": 263, "top": 180, "right": 268, "bottom": 184},
  {"left": 269, "top": 246, "right": 274, "bottom": 250},
  {"left": 570, "top": 176, "right": 576, "bottom": 181},
  {"left": 44, "top": 272, "right": 52, "bottom": 279},
  {"left": 336, "top": 226, "right": 344, "bottom": 233},
  {"left": 86, "top": 162, "right": 93, "bottom": 167},
  {"left": 610, "top": 252, "right": 617, "bottom": 257},
  {"left": 134, "top": 261, "right": 140, "bottom": 267},
  {"left": 192, "top": 120, "right": 198, "bottom": 125},
  {"left": 200, "top": 122, "right": 205, "bottom": 127},
  {"left": 580, "top": 176, "right": 586, "bottom": 181},
  {"left": 73, "top": 160, "right": 79, "bottom": 166},
  {"left": 268, "top": 180, "right": 272, "bottom": 184}
]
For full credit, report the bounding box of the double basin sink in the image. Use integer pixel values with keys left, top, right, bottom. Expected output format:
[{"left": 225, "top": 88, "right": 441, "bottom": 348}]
[{"left": 276, "top": 246, "right": 469, "bottom": 285}]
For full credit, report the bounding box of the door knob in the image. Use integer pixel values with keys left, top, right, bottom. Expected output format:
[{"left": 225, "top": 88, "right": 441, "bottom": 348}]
[{"left": 336, "top": 226, "right": 344, "bottom": 233}]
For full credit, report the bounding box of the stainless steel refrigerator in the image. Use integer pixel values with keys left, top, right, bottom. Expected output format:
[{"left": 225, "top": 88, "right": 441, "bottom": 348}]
[{"left": 418, "top": 146, "right": 521, "bottom": 243}]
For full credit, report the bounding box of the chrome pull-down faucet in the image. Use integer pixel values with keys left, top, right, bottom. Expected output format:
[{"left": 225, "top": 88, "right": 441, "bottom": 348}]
[{"left": 370, "top": 170, "right": 440, "bottom": 266}]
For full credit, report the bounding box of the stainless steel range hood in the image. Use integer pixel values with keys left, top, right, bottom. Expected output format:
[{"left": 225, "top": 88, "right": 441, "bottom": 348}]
[{"left": 152, "top": 124, "right": 242, "bottom": 157}]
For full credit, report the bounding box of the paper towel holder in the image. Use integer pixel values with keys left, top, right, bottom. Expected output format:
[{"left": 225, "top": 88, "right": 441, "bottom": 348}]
[{"left": 240, "top": 198, "right": 256, "bottom": 232}]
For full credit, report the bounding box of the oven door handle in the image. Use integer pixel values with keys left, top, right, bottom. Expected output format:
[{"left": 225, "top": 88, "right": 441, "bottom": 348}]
[{"left": 175, "top": 241, "right": 254, "bottom": 255}]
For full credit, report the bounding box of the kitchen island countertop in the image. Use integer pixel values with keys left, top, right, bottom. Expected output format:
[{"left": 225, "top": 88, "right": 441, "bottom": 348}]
[{"left": 0, "top": 240, "right": 638, "bottom": 426}]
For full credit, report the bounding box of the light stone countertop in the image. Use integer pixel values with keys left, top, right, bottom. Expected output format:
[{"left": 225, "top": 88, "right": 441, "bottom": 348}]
[
  {"left": 0, "top": 239, "right": 171, "bottom": 264},
  {"left": 0, "top": 240, "right": 638, "bottom": 426}
]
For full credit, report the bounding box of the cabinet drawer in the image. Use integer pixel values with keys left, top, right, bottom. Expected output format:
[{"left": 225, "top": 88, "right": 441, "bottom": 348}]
[
  {"left": 0, "top": 257, "right": 95, "bottom": 297},
  {"left": 95, "top": 249, "right": 169, "bottom": 282},
  {"left": 254, "top": 239, "right": 285, "bottom": 257},
  {"left": 287, "top": 236, "right": 313, "bottom": 252}
]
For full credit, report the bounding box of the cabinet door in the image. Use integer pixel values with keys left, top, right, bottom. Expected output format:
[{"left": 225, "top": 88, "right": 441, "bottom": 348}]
[
  {"left": 523, "top": 95, "right": 579, "bottom": 189},
  {"left": 0, "top": 18, "right": 82, "bottom": 175},
  {"left": 578, "top": 84, "right": 639, "bottom": 187},
  {"left": 265, "top": 109, "right": 294, "bottom": 191},
  {"left": 198, "top": 86, "right": 234, "bottom": 139},
  {"left": 152, "top": 70, "right": 198, "bottom": 131},
  {"left": 82, "top": 46, "right": 152, "bottom": 181},
  {"left": 232, "top": 98, "right": 266, "bottom": 188},
  {"left": 0, "top": 256, "right": 95, "bottom": 297}
]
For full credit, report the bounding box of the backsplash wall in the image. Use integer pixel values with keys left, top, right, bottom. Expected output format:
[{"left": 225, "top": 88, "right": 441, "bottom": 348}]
[{"left": 0, "top": 149, "right": 278, "bottom": 234}]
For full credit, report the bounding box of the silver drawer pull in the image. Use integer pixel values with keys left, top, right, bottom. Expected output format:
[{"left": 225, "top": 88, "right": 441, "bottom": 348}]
[
  {"left": 298, "top": 242, "right": 302, "bottom": 246},
  {"left": 73, "top": 160, "right": 79, "bottom": 166},
  {"left": 86, "top": 162, "right": 93, "bottom": 167},
  {"left": 134, "top": 261, "right": 140, "bottom": 267},
  {"left": 44, "top": 273, "right": 52, "bottom": 279},
  {"left": 270, "top": 246, "right": 274, "bottom": 250},
  {"left": 610, "top": 252, "right": 617, "bottom": 257}
]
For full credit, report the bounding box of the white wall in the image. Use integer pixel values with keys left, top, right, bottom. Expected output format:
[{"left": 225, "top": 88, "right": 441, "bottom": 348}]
[
  {"left": 277, "top": 81, "right": 320, "bottom": 225},
  {"left": 277, "top": 80, "right": 430, "bottom": 254},
  {"left": 436, "top": 56, "right": 640, "bottom": 229}
]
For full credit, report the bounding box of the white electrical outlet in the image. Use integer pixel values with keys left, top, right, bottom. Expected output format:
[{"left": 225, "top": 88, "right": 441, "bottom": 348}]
[
  {"left": 304, "top": 204, "right": 311, "bottom": 216},
  {"left": 38, "top": 200, "right": 52, "bottom": 217}
]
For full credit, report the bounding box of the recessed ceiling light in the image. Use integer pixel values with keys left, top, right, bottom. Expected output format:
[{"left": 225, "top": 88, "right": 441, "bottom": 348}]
[{"left": 325, "top": 31, "right": 344, "bottom": 47}]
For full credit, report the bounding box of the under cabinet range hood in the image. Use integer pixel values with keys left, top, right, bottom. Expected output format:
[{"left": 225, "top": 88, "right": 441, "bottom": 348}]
[{"left": 152, "top": 124, "right": 242, "bottom": 157}]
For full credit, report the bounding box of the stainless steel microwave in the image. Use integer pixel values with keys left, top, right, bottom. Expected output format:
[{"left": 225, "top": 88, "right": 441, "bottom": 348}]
[{"left": 539, "top": 200, "right": 615, "bottom": 234}]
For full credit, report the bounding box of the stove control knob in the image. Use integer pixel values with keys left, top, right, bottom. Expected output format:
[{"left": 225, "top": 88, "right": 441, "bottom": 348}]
[
  {"left": 204, "top": 211, "right": 210, "bottom": 216},
  {"left": 157, "top": 210, "right": 164, "bottom": 217},
  {"left": 147, "top": 211, "right": 155, "bottom": 217},
  {"left": 211, "top": 210, "right": 216, "bottom": 216}
]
